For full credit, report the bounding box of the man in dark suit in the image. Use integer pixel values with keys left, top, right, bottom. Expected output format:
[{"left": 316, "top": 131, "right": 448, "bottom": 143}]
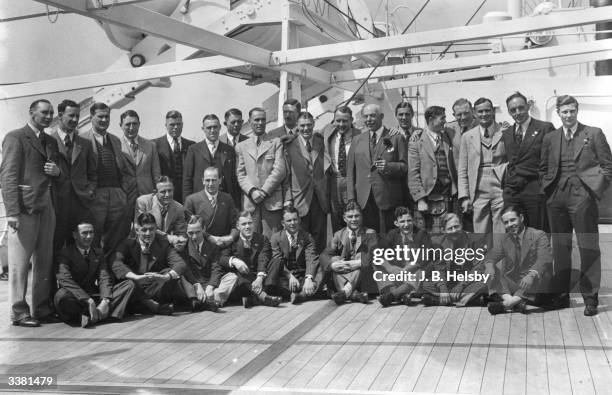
[
  {"left": 323, "top": 106, "right": 361, "bottom": 232},
  {"left": 503, "top": 92, "right": 555, "bottom": 231},
  {"left": 391, "top": 101, "right": 421, "bottom": 140},
  {"left": 153, "top": 110, "right": 195, "bottom": 204},
  {"left": 55, "top": 222, "right": 134, "bottom": 327},
  {"left": 135, "top": 176, "right": 186, "bottom": 242},
  {"left": 347, "top": 103, "right": 407, "bottom": 233},
  {"left": 484, "top": 206, "right": 553, "bottom": 315},
  {"left": 111, "top": 213, "right": 186, "bottom": 315},
  {"left": 218, "top": 210, "right": 282, "bottom": 307},
  {"left": 50, "top": 99, "right": 97, "bottom": 251},
  {"left": 540, "top": 95, "right": 612, "bottom": 316},
  {"left": 183, "top": 114, "right": 237, "bottom": 204},
  {"left": 220, "top": 108, "right": 248, "bottom": 207},
  {"left": 283, "top": 112, "right": 329, "bottom": 253},
  {"left": 267, "top": 98, "right": 301, "bottom": 139},
  {"left": 1, "top": 99, "right": 61, "bottom": 327}
]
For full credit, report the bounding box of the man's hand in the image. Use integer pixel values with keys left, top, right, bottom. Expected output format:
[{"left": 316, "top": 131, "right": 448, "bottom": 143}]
[
  {"left": 303, "top": 277, "right": 315, "bottom": 296},
  {"left": 208, "top": 235, "right": 225, "bottom": 247},
  {"left": 88, "top": 298, "right": 100, "bottom": 323},
  {"left": 252, "top": 275, "right": 264, "bottom": 295},
  {"left": 97, "top": 298, "right": 110, "bottom": 320},
  {"left": 484, "top": 266, "right": 496, "bottom": 283},
  {"left": 251, "top": 189, "right": 266, "bottom": 204},
  {"left": 231, "top": 258, "right": 250, "bottom": 274},
  {"left": 205, "top": 284, "right": 215, "bottom": 301},
  {"left": 43, "top": 160, "right": 60, "bottom": 177},
  {"left": 519, "top": 273, "right": 535, "bottom": 290},
  {"left": 461, "top": 199, "right": 472, "bottom": 213},
  {"left": 331, "top": 260, "right": 351, "bottom": 273},
  {"left": 288, "top": 274, "right": 300, "bottom": 293},
  {"left": 417, "top": 199, "right": 429, "bottom": 212},
  {"left": 375, "top": 159, "right": 386, "bottom": 172},
  {"left": 131, "top": 273, "right": 152, "bottom": 287},
  {"left": 194, "top": 283, "right": 206, "bottom": 302},
  {"left": 145, "top": 272, "right": 171, "bottom": 283},
  {"left": 7, "top": 217, "right": 19, "bottom": 232}
]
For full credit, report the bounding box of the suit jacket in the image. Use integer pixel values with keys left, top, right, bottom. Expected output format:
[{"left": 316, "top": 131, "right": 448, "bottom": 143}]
[
  {"left": 218, "top": 232, "right": 271, "bottom": 274},
  {"left": 219, "top": 133, "right": 248, "bottom": 148},
  {"left": 446, "top": 119, "right": 479, "bottom": 136},
  {"left": 119, "top": 135, "right": 161, "bottom": 201},
  {"left": 180, "top": 239, "right": 223, "bottom": 287},
  {"left": 457, "top": 123, "right": 507, "bottom": 202},
  {"left": 134, "top": 193, "right": 186, "bottom": 235},
  {"left": 407, "top": 127, "right": 460, "bottom": 201},
  {"left": 56, "top": 244, "right": 112, "bottom": 301},
  {"left": 235, "top": 133, "right": 287, "bottom": 211},
  {"left": 267, "top": 125, "right": 291, "bottom": 139},
  {"left": 347, "top": 127, "right": 407, "bottom": 210},
  {"left": 502, "top": 118, "right": 554, "bottom": 194},
  {"left": 270, "top": 229, "right": 318, "bottom": 277},
  {"left": 382, "top": 227, "right": 432, "bottom": 270},
  {"left": 154, "top": 135, "right": 195, "bottom": 202},
  {"left": 183, "top": 140, "right": 237, "bottom": 202},
  {"left": 539, "top": 123, "right": 612, "bottom": 199},
  {"left": 0, "top": 125, "right": 61, "bottom": 216},
  {"left": 183, "top": 190, "right": 238, "bottom": 237},
  {"left": 111, "top": 236, "right": 186, "bottom": 279},
  {"left": 283, "top": 133, "right": 329, "bottom": 216},
  {"left": 80, "top": 129, "right": 132, "bottom": 195}
]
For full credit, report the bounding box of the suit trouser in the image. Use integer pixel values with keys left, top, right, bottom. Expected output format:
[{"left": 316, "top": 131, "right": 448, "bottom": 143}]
[
  {"left": 301, "top": 194, "right": 327, "bottom": 254},
  {"left": 252, "top": 205, "right": 282, "bottom": 238},
  {"left": 376, "top": 261, "right": 420, "bottom": 297},
  {"left": 53, "top": 189, "right": 92, "bottom": 252},
  {"left": 472, "top": 187, "right": 505, "bottom": 243},
  {"left": 267, "top": 264, "right": 324, "bottom": 299},
  {"left": 8, "top": 192, "right": 55, "bottom": 321},
  {"left": 234, "top": 259, "right": 281, "bottom": 297},
  {"left": 421, "top": 279, "right": 487, "bottom": 306},
  {"left": 330, "top": 175, "right": 349, "bottom": 233},
  {"left": 179, "top": 272, "right": 238, "bottom": 306},
  {"left": 363, "top": 193, "right": 394, "bottom": 235},
  {"left": 90, "top": 187, "right": 129, "bottom": 256},
  {"left": 504, "top": 180, "right": 548, "bottom": 232},
  {"left": 332, "top": 270, "right": 361, "bottom": 293},
  {"left": 547, "top": 183, "right": 600, "bottom": 306}
]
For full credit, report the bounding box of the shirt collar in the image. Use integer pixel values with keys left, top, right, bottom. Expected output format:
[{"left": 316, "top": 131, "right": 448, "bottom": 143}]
[
  {"left": 370, "top": 125, "right": 384, "bottom": 138},
  {"left": 204, "top": 189, "right": 217, "bottom": 202},
  {"left": 57, "top": 128, "right": 71, "bottom": 143},
  {"left": 167, "top": 134, "right": 180, "bottom": 149},
  {"left": 240, "top": 234, "right": 252, "bottom": 247},
  {"left": 139, "top": 238, "right": 153, "bottom": 252},
  {"left": 425, "top": 127, "right": 442, "bottom": 144},
  {"left": 77, "top": 246, "right": 90, "bottom": 257},
  {"left": 27, "top": 122, "right": 42, "bottom": 137},
  {"left": 286, "top": 230, "right": 298, "bottom": 243},
  {"left": 479, "top": 123, "right": 494, "bottom": 137},
  {"left": 564, "top": 123, "right": 579, "bottom": 138},
  {"left": 298, "top": 133, "right": 311, "bottom": 147},
  {"left": 517, "top": 116, "right": 532, "bottom": 130},
  {"left": 285, "top": 125, "right": 296, "bottom": 135},
  {"left": 205, "top": 138, "right": 218, "bottom": 150}
]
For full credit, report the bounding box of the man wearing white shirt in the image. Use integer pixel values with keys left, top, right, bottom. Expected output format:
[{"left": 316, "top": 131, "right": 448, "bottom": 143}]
[{"left": 268, "top": 98, "right": 301, "bottom": 139}]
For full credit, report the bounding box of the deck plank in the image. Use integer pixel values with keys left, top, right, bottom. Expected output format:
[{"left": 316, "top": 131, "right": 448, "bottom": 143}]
[
  {"left": 525, "top": 311, "right": 549, "bottom": 395},
  {"left": 544, "top": 311, "right": 573, "bottom": 395},
  {"left": 458, "top": 305, "right": 495, "bottom": 394},
  {"left": 503, "top": 312, "right": 527, "bottom": 395}
]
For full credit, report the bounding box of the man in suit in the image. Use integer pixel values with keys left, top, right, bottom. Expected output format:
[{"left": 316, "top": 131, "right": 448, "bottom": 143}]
[
  {"left": 154, "top": 110, "right": 195, "bottom": 204},
  {"left": 347, "top": 103, "right": 407, "bottom": 234},
  {"left": 119, "top": 110, "right": 161, "bottom": 206},
  {"left": 458, "top": 97, "right": 509, "bottom": 240},
  {"left": 135, "top": 176, "right": 186, "bottom": 242},
  {"left": 235, "top": 108, "right": 287, "bottom": 237},
  {"left": 220, "top": 108, "right": 248, "bottom": 207},
  {"left": 540, "top": 95, "right": 612, "bottom": 316},
  {"left": 320, "top": 201, "right": 378, "bottom": 305},
  {"left": 408, "top": 106, "right": 460, "bottom": 234},
  {"left": 218, "top": 210, "right": 282, "bottom": 307},
  {"left": 184, "top": 167, "right": 238, "bottom": 248},
  {"left": 502, "top": 92, "right": 555, "bottom": 231},
  {"left": 183, "top": 114, "right": 237, "bottom": 203},
  {"left": 268, "top": 207, "right": 321, "bottom": 304},
  {"left": 324, "top": 106, "right": 361, "bottom": 232},
  {"left": 391, "top": 101, "right": 421, "bottom": 140},
  {"left": 55, "top": 222, "right": 134, "bottom": 327},
  {"left": 484, "top": 206, "right": 553, "bottom": 315},
  {"left": 111, "top": 213, "right": 186, "bottom": 315},
  {"left": 1, "top": 99, "right": 61, "bottom": 327},
  {"left": 50, "top": 99, "right": 97, "bottom": 251},
  {"left": 283, "top": 112, "right": 329, "bottom": 253},
  {"left": 267, "top": 98, "right": 301, "bottom": 139},
  {"left": 81, "top": 102, "right": 132, "bottom": 254}
]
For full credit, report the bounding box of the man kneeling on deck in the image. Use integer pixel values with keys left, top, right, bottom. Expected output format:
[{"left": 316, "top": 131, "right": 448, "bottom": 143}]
[
  {"left": 320, "top": 201, "right": 378, "bottom": 305},
  {"left": 55, "top": 222, "right": 134, "bottom": 327},
  {"left": 268, "top": 206, "right": 323, "bottom": 304},
  {"left": 484, "top": 205, "right": 552, "bottom": 315},
  {"left": 218, "top": 210, "right": 282, "bottom": 308},
  {"left": 111, "top": 213, "right": 186, "bottom": 315}
]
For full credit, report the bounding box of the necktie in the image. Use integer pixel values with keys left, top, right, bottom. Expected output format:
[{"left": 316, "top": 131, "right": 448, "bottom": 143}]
[
  {"left": 172, "top": 137, "right": 180, "bottom": 154},
  {"left": 484, "top": 128, "right": 490, "bottom": 138},
  {"left": 350, "top": 232, "right": 357, "bottom": 256},
  {"left": 461, "top": 126, "right": 468, "bottom": 134},
  {"left": 565, "top": 129, "right": 572, "bottom": 141},
  {"left": 434, "top": 134, "right": 440, "bottom": 151},
  {"left": 160, "top": 205, "right": 168, "bottom": 230},
  {"left": 130, "top": 140, "right": 138, "bottom": 160},
  {"left": 306, "top": 140, "right": 312, "bottom": 153},
  {"left": 370, "top": 132, "right": 377, "bottom": 157},
  {"left": 337, "top": 132, "right": 347, "bottom": 177},
  {"left": 64, "top": 134, "right": 73, "bottom": 160},
  {"left": 257, "top": 136, "right": 262, "bottom": 147},
  {"left": 515, "top": 125, "right": 523, "bottom": 145},
  {"left": 513, "top": 235, "right": 522, "bottom": 273},
  {"left": 39, "top": 132, "right": 47, "bottom": 156},
  {"left": 209, "top": 195, "right": 217, "bottom": 209},
  {"left": 290, "top": 234, "right": 298, "bottom": 249}
]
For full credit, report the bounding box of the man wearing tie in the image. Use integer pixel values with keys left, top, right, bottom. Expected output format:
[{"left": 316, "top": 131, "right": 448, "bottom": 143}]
[
  {"left": 268, "top": 98, "right": 301, "bottom": 139},
  {"left": 1, "top": 99, "right": 61, "bottom": 326},
  {"left": 220, "top": 108, "right": 248, "bottom": 149},
  {"left": 135, "top": 176, "right": 186, "bottom": 243},
  {"left": 154, "top": 110, "right": 195, "bottom": 204}
]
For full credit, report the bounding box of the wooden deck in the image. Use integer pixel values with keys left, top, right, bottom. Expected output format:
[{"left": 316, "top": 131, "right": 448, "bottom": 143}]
[{"left": 0, "top": 234, "right": 611, "bottom": 394}]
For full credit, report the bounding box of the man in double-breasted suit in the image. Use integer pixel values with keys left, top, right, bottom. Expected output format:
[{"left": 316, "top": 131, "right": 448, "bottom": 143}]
[
  {"left": 235, "top": 108, "right": 287, "bottom": 237},
  {"left": 539, "top": 95, "right": 612, "bottom": 316},
  {"left": 135, "top": 176, "right": 186, "bottom": 241},
  {"left": 502, "top": 92, "right": 555, "bottom": 232},
  {"left": 50, "top": 99, "right": 97, "bottom": 251},
  {"left": 283, "top": 112, "right": 329, "bottom": 253},
  {"left": 347, "top": 103, "right": 407, "bottom": 234},
  {"left": 154, "top": 110, "right": 195, "bottom": 204},
  {"left": 1, "top": 99, "right": 61, "bottom": 326}
]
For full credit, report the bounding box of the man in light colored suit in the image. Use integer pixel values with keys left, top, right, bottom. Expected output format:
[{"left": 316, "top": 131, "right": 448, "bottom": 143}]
[
  {"left": 1, "top": 99, "right": 61, "bottom": 326},
  {"left": 135, "top": 176, "right": 186, "bottom": 242},
  {"left": 283, "top": 112, "right": 329, "bottom": 253},
  {"left": 347, "top": 103, "right": 407, "bottom": 234},
  {"left": 235, "top": 107, "right": 287, "bottom": 237},
  {"left": 458, "top": 97, "right": 508, "bottom": 240}
]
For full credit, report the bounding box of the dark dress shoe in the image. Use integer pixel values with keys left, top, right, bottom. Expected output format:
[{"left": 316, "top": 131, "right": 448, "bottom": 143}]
[
  {"left": 332, "top": 291, "right": 347, "bottom": 306},
  {"left": 487, "top": 302, "right": 506, "bottom": 315},
  {"left": 38, "top": 314, "right": 62, "bottom": 324},
  {"left": 291, "top": 292, "right": 304, "bottom": 305},
  {"left": 513, "top": 300, "right": 528, "bottom": 314},
  {"left": 543, "top": 294, "right": 570, "bottom": 310},
  {"left": 157, "top": 303, "right": 174, "bottom": 315},
  {"left": 584, "top": 305, "right": 598, "bottom": 316},
  {"left": 378, "top": 292, "right": 394, "bottom": 307},
  {"left": 13, "top": 317, "right": 41, "bottom": 327},
  {"left": 205, "top": 300, "right": 220, "bottom": 312},
  {"left": 351, "top": 291, "right": 369, "bottom": 304},
  {"left": 400, "top": 294, "right": 414, "bottom": 306},
  {"left": 421, "top": 294, "right": 438, "bottom": 307},
  {"left": 242, "top": 296, "right": 254, "bottom": 309},
  {"left": 262, "top": 295, "right": 282, "bottom": 307},
  {"left": 190, "top": 300, "right": 205, "bottom": 312}
]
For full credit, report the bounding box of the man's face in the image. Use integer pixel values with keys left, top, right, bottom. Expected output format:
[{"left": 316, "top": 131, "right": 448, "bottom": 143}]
[
  {"left": 155, "top": 181, "right": 174, "bottom": 207},
  {"left": 225, "top": 113, "right": 243, "bottom": 137},
  {"left": 30, "top": 101, "right": 54, "bottom": 130},
  {"left": 362, "top": 105, "right": 383, "bottom": 132},
  {"left": 394, "top": 214, "right": 413, "bottom": 235},
  {"left": 91, "top": 109, "right": 111, "bottom": 133},
  {"left": 121, "top": 115, "right": 140, "bottom": 140},
  {"left": 58, "top": 106, "right": 80, "bottom": 133},
  {"left": 249, "top": 110, "right": 267, "bottom": 136},
  {"left": 73, "top": 223, "right": 94, "bottom": 250},
  {"left": 474, "top": 101, "right": 494, "bottom": 128},
  {"left": 297, "top": 117, "right": 314, "bottom": 140},
  {"left": 557, "top": 103, "right": 578, "bottom": 129},
  {"left": 452, "top": 103, "right": 474, "bottom": 130},
  {"left": 165, "top": 117, "right": 183, "bottom": 138},
  {"left": 333, "top": 112, "right": 352, "bottom": 133},
  {"left": 282, "top": 212, "right": 300, "bottom": 235},
  {"left": 343, "top": 209, "right": 362, "bottom": 231},
  {"left": 173, "top": 236, "right": 188, "bottom": 252},
  {"left": 283, "top": 104, "right": 300, "bottom": 129},
  {"left": 137, "top": 223, "right": 157, "bottom": 245},
  {"left": 502, "top": 211, "right": 524, "bottom": 235},
  {"left": 237, "top": 215, "right": 254, "bottom": 239},
  {"left": 396, "top": 107, "right": 413, "bottom": 130},
  {"left": 507, "top": 97, "right": 530, "bottom": 125},
  {"left": 186, "top": 222, "right": 205, "bottom": 246},
  {"left": 444, "top": 217, "right": 462, "bottom": 234},
  {"left": 203, "top": 119, "right": 221, "bottom": 143},
  {"left": 202, "top": 169, "right": 220, "bottom": 195},
  {"left": 429, "top": 114, "right": 446, "bottom": 133}
]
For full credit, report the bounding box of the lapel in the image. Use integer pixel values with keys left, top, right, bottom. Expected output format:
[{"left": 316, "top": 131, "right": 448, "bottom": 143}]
[
  {"left": 312, "top": 135, "right": 323, "bottom": 164},
  {"left": 121, "top": 135, "right": 137, "bottom": 166},
  {"left": 151, "top": 196, "right": 164, "bottom": 230},
  {"left": 295, "top": 230, "right": 305, "bottom": 259},
  {"left": 554, "top": 128, "right": 563, "bottom": 165},
  {"left": 280, "top": 232, "right": 290, "bottom": 258},
  {"left": 491, "top": 124, "right": 503, "bottom": 148},
  {"left": 520, "top": 228, "right": 534, "bottom": 264},
  {"left": 354, "top": 228, "right": 364, "bottom": 252},
  {"left": 298, "top": 137, "right": 312, "bottom": 165},
  {"left": 422, "top": 130, "right": 436, "bottom": 162},
  {"left": 256, "top": 138, "right": 273, "bottom": 160},
  {"left": 109, "top": 134, "right": 126, "bottom": 170},
  {"left": 373, "top": 127, "right": 390, "bottom": 159},
  {"left": 250, "top": 235, "right": 261, "bottom": 262},
  {"left": 469, "top": 129, "right": 480, "bottom": 153},
  {"left": 85, "top": 130, "right": 98, "bottom": 162},
  {"left": 24, "top": 125, "right": 47, "bottom": 158},
  {"left": 51, "top": 131, "right": 68, "bottom": 160},
  {"left": 188, "top": 240, "right": 203, "bottom": 267},
  {"left": 71, "top": 138, "right": 82, "bottom": 164},
  {"left": 202, "top": 141, "right": 214, "bottom": 164},
  {"left": 85, "top": 248, "right": 100, "bottom": 281},
  {"left": 135, "top": 136, "right": 145, "bottom": 166},
  {"left": 146, "top": 239, "right": 160, "bottom": 271},
  {"left": 217, "top": 144, "right": 228, "bottom": 167},
  {"left": 573, "top": 123, "right": 587, "bottom": 161}
]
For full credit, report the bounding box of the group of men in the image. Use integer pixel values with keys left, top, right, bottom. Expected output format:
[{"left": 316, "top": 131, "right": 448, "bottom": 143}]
[{"left": 1, "top": 90, "right": 609, "bottom": 328}]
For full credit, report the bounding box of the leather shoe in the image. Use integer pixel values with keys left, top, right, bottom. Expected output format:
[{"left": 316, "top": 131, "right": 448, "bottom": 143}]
[
  {"left": 12, "top": 317, "right": 40, "bottom": 327},
  {"left": 190, "top": 300, "right": 205, "bottom": 312},
  {"left": 205, "top": 300, "right": 220, "bottom": 312},
  {"left": 38, "top": 314, "right": 62, "bottom": 324},
  {"left": 157, "top": 303, "right": 174, "bottom": 315},
  {"left": 513, "top": 300, "right": 528, "bottom": 315},
  {"left": 351, "top": 291, "right": 369, "bottom": 304},
  {"left": 290, "top": 292, "right": 304, "bottom": 305},
  {"left": 378, "top": 292, "right": 394, "bottom": 307},
  {"left": 421, "top": 294, "right": 438, "bottom": 307},
  {"left": 332, "top": 291, "right": 346, "bottom": 306},
  {"left": 81, "top": 315, "right": 91, "bottom": 328},
  {"left": 584, "top": 305, "right": 598, "bottom": 316},
  {"left": 242, "top": 296, "right": 254, "bottom": 309},
  {"left": 487, "top": 302, "right": 506, "bottom": 315},
  {"left": 400, "top": 294, "right": 414, "bottom": 306},
  {"left": 262, "top": 295, "right": 282, "bottom": 307},
  {"left": 543, "top": 294, "right": 570, "bottom": 310}
]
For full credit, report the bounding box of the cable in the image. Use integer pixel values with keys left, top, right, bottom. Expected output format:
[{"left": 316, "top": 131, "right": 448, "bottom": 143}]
[
  {"left": 436, "top": 0, "right": 488, "bottom": 60},
  {"left": 321, "top": 0, "right": 378, "bottom": 37}
]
